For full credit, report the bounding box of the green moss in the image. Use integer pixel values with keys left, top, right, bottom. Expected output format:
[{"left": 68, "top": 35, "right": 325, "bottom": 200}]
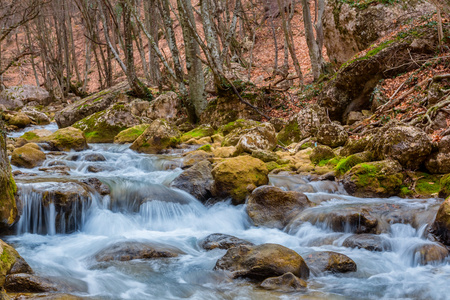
[
  {"left": 439, "top": 174, "right": 450, "bottom": 198},
  {"left": 219, "top": 119, "right": 260, "bottom": 136},
  {"left": 181, "top": 125, "right": 214, "bottom": 143},
  {"left": 21, "top": 131, "right": 39, "bottom": 141},
  {"left": 339, "top": 0, "right": 399, "bottom": 10},
  {"left": 399, "top": 185, "right": 414, "bottom": 197},
  {"left": 277, "top": 121, "right": 300, "bottom": 146},
  {"left": 198, "top": 144, "right": 212, "bottom": 152},
  {"left": 335, "top": 155, "right": 364, "bottom": 175},
  {"left": 415, "top": 173, "right": 441, "bottom": 196},
  {"left": 73, "top": 110, "right": 129, "bottom": 143}
]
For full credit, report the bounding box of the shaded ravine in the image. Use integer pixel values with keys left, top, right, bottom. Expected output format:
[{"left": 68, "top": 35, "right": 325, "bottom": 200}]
[{"left": 5, "top": 124, "right": 450, "bottom": 300}]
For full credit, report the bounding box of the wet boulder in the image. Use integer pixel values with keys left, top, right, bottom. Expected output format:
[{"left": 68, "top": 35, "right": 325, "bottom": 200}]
[
  {"left": 10, "top": 143, "right": 46, "bottom": 168},
  {"left": 200, "top": 233, "right": 254, "bottom": 251},
  {"left": 21, "top": 107, "right": 50, "bottom": 125},
  {"left": 412, "top": 243, "right": 448, "bottom": 265},
  {"left": 130, "top": 119, "right": 181, "bottom": 154},
  {"left": 214, "top": 244, "right": 309, "bottom": 280},
  {"left": 94, "top": 241, "right": 184, "bottom": 262},
  {"left": 73, "top": 103, "right": 142, "bottom": 143},
  {"left": 373, "top": 124, "right": 432, "bottom": 169},
  {"left": 21, "top": 129, "right": 53, "bottom": 142},
  {"left": 246, "top": 186, "right": 313, "bottom": 229},
  {"left": 182, "top": 150, "right": 214, "bottom": 168},
  {"left": 260, "top": 272, "right": 307, "bottom": 292},
  {"left": 211, "top": 156, "right": 269, "bottom": 205},
  {"left": 303, "top": 251, "right": 357, "bottom": 275},
  {"left": 0, "top": 240, "right": 33, "bottom": 286},
  {"left": 342, "top": 159, "right": 404, "bottom": 198},
  {"left": 432, "top": 196, "right": 450, "bottom": 245},
  {"left": 8, "top": 113, "right": 31, "bottom": 128},
  {"left": 5, "top": 274, "right": 87, "bottom": 293},
  {"left": 84, "top": 153, "right": 106, "bottom": 162},
  {"left": 41, "top": 127, "right": 88, "bottom": 152},
  {"left": 171, "top": 161, "right": 213, "bottom": 202},
  {"left": 277, "top": 104, "right": 329, "bottom": 145},
  {"left": 235, "top": 123, "right": 277, "bottom": 154},
  {"left": 114, "top": 124, "right": 150, "bottom": 144},
  {"left": 316, "top": 123, "right": 348, "bottom": 148},
  {"left": 81, "top": 178, "right": 110, "bottom": 195},
  {"left": 425, "top": 135, "right": 450, "bottom": 174},
  {"left": 309, "top": 145, "right": 335, "bottom": 165},
  {"left": 343, "top": 234, "right": 391, "bottom": 252}
]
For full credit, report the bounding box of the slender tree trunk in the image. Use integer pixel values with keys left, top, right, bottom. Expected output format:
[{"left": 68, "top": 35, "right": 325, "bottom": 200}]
[{"left": 301, "top": 0, "right": 323, "bottom": 81}]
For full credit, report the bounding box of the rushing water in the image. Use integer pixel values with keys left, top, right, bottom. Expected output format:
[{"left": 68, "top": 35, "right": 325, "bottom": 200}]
[{"left": 5, "top": 124, "right": 450, "bottom": 300}]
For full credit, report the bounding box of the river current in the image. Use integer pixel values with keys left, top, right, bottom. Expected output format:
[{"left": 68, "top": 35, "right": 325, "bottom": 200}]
[{"left": 5, "top": 124, "right": 450, "bottom": 300}]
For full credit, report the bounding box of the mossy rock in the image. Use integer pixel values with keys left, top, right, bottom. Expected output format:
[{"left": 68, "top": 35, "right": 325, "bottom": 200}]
[
  {"left": 20, "top": 129, "right": 53, "bottom": 142},
  {"left": 309, "top": 146, "right": 336, "bottom": 165},
  {"left": 73, "top": 105, "right": 141, "bottom": 143},
  {"left": 433, "top": 196, "right": 450, "bottom": 246},
  {"left": 43, "top": 127, "right": 88, "bottom": 151},
  {"left": 8, "top": 113, "right": 31, "bottom": 128},
  {"left": 180, "top": 125, "right": 215, "bottom": 143},
  {"left": 130, "top": 119, "right": 181, "bottom": 154},
  {"left": 211, "top": 156, "right": 269, "bottom": 205},
  {"left": 439, "top": 174, "right": 450, "bottom": 199},
  {"left": 114, "top": 124, "right": 150, "bottom": 144},
  {"left": 252, "top": 150, "right": 279, "bottom": 162},
  {"left": 414, "top": 172, "right": 441, "bottom": 197},
  {"left": 340, "top": 136, "right": 371, "bottom": 156},
  {"left": 342, "top": 159, "right": 404, "bottom": 197},
  {"left": 0, "top": 130, "right": 18, "bottom": 227},
  {"left": 335, "top": 151, "right": 373, "bottom": 176},
  {"left": 0, "top": 239, "right": 33, "bottom": 286},
  {"left": 10, "top": 143, "right": 46, "bottom": 169},
  {"left": 198, "top": 144, "right": 212, "bottom": 152}
]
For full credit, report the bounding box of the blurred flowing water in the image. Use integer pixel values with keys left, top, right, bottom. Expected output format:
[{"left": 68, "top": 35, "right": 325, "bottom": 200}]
[{"left": 6, "top": 124, "right": 450, "bottom": 300}]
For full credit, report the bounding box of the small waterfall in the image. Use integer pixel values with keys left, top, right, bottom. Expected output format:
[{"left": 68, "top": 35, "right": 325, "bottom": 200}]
[{"left": 16, "top": 182, "right": 94, "bottom": 235}]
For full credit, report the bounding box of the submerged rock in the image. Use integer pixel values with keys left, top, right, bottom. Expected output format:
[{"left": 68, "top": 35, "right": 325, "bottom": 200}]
[
  {"left": 303, "top": 251, "right": 357, "bottom": 275},
  {"left": 10, "top": 143, "right": 46, "bottom": 168},
  {"left": 214, "top": 244, "right": 309, "bottom": 280},
  {"left": 260, "top": 272, "right": 307, "bottom": 292},
  {"left": 94, "top": 241, "right": 184, "bottom": 262},
  {"left": 211, "top": 156, "right": 268, "bottom": 205},
  {"left": 171, "top": 161, "right": 213, "bottom": 202},
  {"left": 413, "top": 243, "right": 448, "bottom": 265},
  {"left": 343, "top": 234, "right": 391, "bottom": 252},
  {"left": 200, "top": 233, "right": 254, "bottom": 251},
  {"left": 246, "top": 186, "right": 313, "bottom": 229},
  {"left": 81, "top": 178, "right": 110, "bottom": 195}
]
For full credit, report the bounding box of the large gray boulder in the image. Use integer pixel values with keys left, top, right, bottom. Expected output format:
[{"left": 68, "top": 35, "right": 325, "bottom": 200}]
[
  {"left": 0, "top": 85, "right": 50, "bottom": 110},
  {"left": 426, "top": 135, "right": 450, "bottom": 174},
  {"left": 170, "top": 161, "right": 213, "bottom": 202},
  {"left": 323, "top": 0, "right": 434, "bottom": 66}
]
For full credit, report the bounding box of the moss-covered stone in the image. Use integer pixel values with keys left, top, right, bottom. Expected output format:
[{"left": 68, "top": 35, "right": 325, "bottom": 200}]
[
  {"left": 10, "top": 143, "right": 46, "bottom": 169},
  {"left": 439, "top": 174, "right": 450, "bottom": 199},
  {"left": 433, "top": 196, "right": 450, "bottom": 246},
  {"left": 43, "top": 127, "right": 88, "bottom": 151},
  {"left": 335, "top": 151, "right": 372, "bottom": 176},
  {"left": 342, "top": 159, "right": 404, "bottom": 197},
  {"left": 180, "top": 125, "right": 215, "bottom": 143},
  {"left": 198, "top": 144, "right": 212, "bottom": 152},
  {"left": 212, "top": 156, "right": 269, "bottom": 205},
  {"left": 20, "top": 129, "right": 53, "bottom": 142},
  {"left": 114, "top": 124, "right": 150, "bottom": 144},
  {"left": 8, "top": 113, "right": 31, "bottom": 128},
  {"left": 0, "top": 239, "right": 32, "bottom": 286},
  {"left": 309, "top": 146, "right": 336, "bottom": 165},
  {"left": 73, "top": 104, "right": 141, "bottom": 143},
  {"left": 0, "top": 127, "right": 17, "bottom": 227},
  {"left": 130, "top": 119, "right": 181, "bottom": 154}
]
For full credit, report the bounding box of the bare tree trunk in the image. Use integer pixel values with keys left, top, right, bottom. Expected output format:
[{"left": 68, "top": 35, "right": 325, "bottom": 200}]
[
  {"left": 177, "top": 0, "right": 207, "bottom": 122},
  {"left": 301, "top": 0, "right": 323, "bottom": 81},
  {"left": 25, "top": 24, "right": 40, "bottom": 87}
]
